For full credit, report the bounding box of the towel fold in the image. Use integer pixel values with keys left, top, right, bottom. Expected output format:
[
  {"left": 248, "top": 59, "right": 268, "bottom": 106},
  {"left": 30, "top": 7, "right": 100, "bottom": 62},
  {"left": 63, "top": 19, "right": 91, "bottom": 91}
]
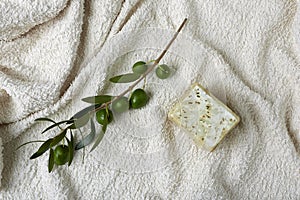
[{"left": 0, "top": 0, "right": 68, "bottom": 41}]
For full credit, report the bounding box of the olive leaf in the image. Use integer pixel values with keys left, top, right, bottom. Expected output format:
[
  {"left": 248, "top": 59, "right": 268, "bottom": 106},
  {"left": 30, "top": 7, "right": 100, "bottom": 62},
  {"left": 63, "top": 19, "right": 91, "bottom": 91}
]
[
  {"left": 75, "top": 120, "right": 96, "bottom": 150},
  {"left": 50, "top": 129, "right": 67, "bottom": 147},
  {"left": 67, "top": 131, "right": 74, "bottom": 166},
  {"left": 48, "top": 148, "right": 54, "bottom": 173},
  {"left": 35, "top": 118, "right": 57, "bottom": 124},
  {"left": 90, "top": 112, "right": 108, "bottom": 152},
  {"left": 109, "top": 73, "right": 140, "bottom": 83},
  {"left": 30, "top": 139, "right": 53, "bottom": 159},
  {"left": 16, "top": 140, "right": 45, "bottom": 150},
  {"left": 90, "top": 124, "right": 107, "bottom": 152},
  {"left": 81, "top": 95, "right": 113, "bottom": 104},
  {"left": 69, "top": 113, "right": 90, "bottom": 129},
  {"left": 67, "top": 104, "right": 101, "bottom": 129},
  {"left": 41, "top": 120, "right": 73, "bottom": 134},
  {"left": 68, "top": 104, "right": 102, "bottom": 122}
]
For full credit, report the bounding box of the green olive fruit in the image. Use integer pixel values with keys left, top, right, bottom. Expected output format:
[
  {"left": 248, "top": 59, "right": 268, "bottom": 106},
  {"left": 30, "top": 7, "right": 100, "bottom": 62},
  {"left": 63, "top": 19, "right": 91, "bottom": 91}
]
[
  {"left": 54, "top": 145, "right": 69, "bottom": 165},
  {"left": 96, "top": 109, "right": 113, "bottom": 125},
  {"left": 112, "top": 97, "right": 129, "bottom": 113},
  {"left": 132, "top": 61, "right": 147, "bottom": 74},
  {"left": 130, "top": 88, "right": 149, "bottom": 109},
  {"left": 155, "top": 64, "right": 171, "bottom": 79}
]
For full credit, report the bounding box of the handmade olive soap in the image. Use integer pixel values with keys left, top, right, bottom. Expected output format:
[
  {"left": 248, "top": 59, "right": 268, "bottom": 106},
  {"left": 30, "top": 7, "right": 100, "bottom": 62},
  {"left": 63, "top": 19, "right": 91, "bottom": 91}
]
[{"left": 168, "top": 83, "right": 240, "bottom": 151}]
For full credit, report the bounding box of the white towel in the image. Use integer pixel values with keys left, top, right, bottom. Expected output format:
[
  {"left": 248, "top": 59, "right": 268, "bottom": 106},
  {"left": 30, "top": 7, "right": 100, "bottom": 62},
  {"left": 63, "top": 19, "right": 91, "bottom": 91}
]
[{"left": 0, "top": 0, "right": 299, "bottom": 199}]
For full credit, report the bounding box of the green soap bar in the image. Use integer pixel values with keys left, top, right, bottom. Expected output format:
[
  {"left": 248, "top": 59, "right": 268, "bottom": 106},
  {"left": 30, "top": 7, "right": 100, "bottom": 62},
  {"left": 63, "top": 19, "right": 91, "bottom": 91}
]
[{"left": 168, "top": 83, "right": 240, "bottom": 151}]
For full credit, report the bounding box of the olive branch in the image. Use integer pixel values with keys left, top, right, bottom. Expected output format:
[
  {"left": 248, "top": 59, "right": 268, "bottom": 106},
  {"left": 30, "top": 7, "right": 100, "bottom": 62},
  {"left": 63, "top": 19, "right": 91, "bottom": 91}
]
[
  {"left": 89, "top": 18, "right": 188, "bottom": 114},
  {"left": 17, "top": 18, "right": 188, "bottom": 173}
]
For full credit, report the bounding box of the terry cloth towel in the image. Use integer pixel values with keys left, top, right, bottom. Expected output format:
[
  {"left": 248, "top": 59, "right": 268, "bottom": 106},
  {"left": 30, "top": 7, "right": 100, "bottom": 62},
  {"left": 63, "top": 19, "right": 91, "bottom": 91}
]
[{"left": 0, "top": 0, "right": 299, "bottom": 199}]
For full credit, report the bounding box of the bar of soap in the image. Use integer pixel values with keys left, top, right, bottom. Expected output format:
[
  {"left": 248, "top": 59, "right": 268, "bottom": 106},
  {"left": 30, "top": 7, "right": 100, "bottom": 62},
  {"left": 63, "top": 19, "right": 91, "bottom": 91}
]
[{"left": 168, "top": 83, "right": 240, "bottom": 151}]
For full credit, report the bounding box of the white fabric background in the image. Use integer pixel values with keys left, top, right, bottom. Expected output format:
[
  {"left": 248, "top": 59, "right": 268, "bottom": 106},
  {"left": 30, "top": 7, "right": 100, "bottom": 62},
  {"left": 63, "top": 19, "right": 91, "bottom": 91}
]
[{"left": 0, "top": 0, "right": 299, "bottom": 199}]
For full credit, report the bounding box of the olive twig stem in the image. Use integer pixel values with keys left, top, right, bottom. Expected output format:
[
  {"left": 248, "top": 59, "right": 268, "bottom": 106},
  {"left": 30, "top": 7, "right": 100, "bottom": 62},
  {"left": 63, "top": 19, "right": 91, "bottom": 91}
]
[
  {"left": 93, "top": 18, "right": 187, "bottom": 113},
  {"left": 143, "top": 76, "right": 147, "bottom": 90}
]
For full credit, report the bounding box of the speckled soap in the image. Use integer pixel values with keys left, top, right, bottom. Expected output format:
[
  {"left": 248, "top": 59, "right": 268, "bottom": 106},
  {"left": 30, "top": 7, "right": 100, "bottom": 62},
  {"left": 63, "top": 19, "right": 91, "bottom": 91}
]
[{"left": 168, "top": 83, "right": 240, "bottom": 151}]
